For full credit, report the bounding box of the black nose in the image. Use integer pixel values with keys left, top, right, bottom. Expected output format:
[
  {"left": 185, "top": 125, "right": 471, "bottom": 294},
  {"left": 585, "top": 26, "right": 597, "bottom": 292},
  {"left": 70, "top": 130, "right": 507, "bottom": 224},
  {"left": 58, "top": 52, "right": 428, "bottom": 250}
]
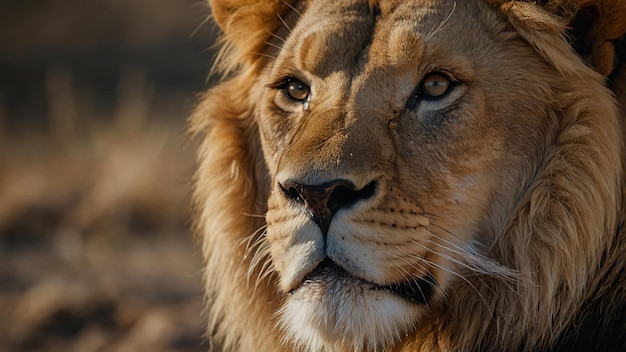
[{"left": 280, "top": 179, "right": 377, "bottom": 234}]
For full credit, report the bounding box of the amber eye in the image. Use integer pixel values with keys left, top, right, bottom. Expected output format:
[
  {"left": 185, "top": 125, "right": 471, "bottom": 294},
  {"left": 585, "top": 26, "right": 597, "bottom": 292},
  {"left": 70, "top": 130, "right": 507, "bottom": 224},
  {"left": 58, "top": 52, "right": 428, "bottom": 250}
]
[
  {"left": 285, "top": 78, "right": 310, "bottom": 102},
  {"left": 421, "top": 73, "right": 451, "bottom": 98}
]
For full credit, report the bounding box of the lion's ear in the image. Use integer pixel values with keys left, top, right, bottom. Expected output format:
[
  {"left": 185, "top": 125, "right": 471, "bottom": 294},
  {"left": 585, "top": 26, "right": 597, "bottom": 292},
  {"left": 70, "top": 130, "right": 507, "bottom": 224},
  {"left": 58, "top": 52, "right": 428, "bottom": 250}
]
[
  {"left": 209, "top": 0, "right": 296, "bottom": 68},
  {"left": 489, "top": 0, "right": 626, "bottom": 77},
  {"left": 564, "top": 1, "right": 626, "bottom": 77}
]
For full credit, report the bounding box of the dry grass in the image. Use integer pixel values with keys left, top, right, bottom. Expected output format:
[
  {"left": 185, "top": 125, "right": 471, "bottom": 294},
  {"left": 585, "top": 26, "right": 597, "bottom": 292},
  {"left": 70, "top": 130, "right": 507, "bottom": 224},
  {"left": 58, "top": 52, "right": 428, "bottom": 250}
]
[{"left": 0, "top": 68, "right": 206, "bottom": 352}]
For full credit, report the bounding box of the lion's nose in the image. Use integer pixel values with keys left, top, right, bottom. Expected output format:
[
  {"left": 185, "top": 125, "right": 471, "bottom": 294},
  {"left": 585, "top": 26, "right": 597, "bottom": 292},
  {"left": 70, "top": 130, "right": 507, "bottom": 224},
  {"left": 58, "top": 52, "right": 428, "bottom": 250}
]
[{"left": 280, "top": 179, "right": 377, "bottom": 234}]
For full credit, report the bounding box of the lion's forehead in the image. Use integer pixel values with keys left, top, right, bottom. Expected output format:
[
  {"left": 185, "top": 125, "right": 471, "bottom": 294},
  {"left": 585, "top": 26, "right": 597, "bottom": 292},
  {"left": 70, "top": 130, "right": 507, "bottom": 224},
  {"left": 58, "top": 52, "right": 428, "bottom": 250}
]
[{"left": 288, "top": 0, "right": 482, "bottom": 76}]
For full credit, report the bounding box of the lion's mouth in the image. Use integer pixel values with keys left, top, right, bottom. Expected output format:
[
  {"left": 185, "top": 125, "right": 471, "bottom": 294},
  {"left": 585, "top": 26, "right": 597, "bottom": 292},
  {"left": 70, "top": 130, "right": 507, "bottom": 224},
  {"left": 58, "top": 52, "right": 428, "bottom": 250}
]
[{"left": 298, "top": 258, "right": 436, "bottom": 305}]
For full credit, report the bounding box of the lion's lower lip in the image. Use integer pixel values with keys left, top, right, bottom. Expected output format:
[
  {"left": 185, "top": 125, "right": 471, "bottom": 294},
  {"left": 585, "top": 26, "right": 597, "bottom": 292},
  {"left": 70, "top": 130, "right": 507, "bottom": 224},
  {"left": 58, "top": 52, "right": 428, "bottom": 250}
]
[{"left": 299, "top": 258, "right": 436, "bottom": 305}]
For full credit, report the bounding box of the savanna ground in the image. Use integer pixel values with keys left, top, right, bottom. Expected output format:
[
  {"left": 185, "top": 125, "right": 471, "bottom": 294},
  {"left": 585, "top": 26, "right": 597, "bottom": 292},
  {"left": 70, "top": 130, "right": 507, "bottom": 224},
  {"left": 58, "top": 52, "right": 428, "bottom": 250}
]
[{"left": 0, "top": 2, "right": 216, "bottom": 351}]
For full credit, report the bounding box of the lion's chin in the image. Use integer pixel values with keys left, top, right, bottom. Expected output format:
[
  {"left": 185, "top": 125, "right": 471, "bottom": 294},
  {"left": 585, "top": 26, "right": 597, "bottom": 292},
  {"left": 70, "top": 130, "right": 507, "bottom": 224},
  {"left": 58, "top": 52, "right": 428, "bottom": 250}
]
[{"left": 278, "top": 260, "right": 424, "bottom": 352}]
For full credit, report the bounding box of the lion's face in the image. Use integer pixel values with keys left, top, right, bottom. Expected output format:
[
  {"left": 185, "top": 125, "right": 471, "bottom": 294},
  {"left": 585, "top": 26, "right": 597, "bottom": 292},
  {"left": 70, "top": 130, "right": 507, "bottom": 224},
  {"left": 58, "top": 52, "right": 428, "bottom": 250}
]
[
  {"left": 255, "top": 0, "right": 558, "bottom": 349},
  {"left": 197, "top": 0, "right": 626, "bottom": 350}
]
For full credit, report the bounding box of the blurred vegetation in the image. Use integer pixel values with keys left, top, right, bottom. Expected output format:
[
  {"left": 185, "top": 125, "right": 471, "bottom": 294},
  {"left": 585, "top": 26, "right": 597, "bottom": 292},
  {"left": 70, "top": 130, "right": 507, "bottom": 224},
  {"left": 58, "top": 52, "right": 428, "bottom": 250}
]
[
  {"left": 0, "top": 0, "right": 215, "bottom": 126},
  {"left": 0, "top": 1, "right": 216, "bottom": 351}
]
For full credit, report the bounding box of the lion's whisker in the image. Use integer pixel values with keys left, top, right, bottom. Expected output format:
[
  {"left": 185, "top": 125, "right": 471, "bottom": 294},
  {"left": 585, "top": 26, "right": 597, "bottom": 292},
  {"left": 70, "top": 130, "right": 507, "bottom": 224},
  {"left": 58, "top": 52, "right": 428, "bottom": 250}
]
[
  {"left": 250, "top": 263, "right": 273, "bottom": 302},
  {"left": 242, "top": 212, "right": 267, "bottom": 219},
  {"left": 425, "top": 2, "right": 456, "bottom": 41},
  {"left": 239, "top": 223, "right": 268, "bottom": 258},
  {"left": 420, "top": 231, "right": 520, "bottom": 283},
  {"left": 428, "top": 226, "right": 480, "bottom": 256},
  {"left": 396, "top": 238, "right": 488, "bottom": 305},
  {"left": 412, "top": 233, "right": 523, "bottom": 306},
  {"left": 255, "top": 52, "right": 279, "bottom": 60},
  {"left": 264, "top": 31, "right": 300, "bottom": 53},
  {"left": 276, "top": 13, "right": 293, "bottom": 34},
  {"left": 422, "top": 225, "right": 523, "bottom": 286},
  {"left": 392, "top": 254, "right": 434, "bottom": 284},
  {"left": 427, "top": 222, "right": 481, "bottom": 255},
  {"left": 266, "top": 29, "right": 287, "bottom": 43},
  {"left": 423, "top": 238, "right": 502, "bottom": 275},
  {"left": 417, "top": 254, "right": 490, "bottom": 309},
  {"left": 392, "top": 255, "right": 437, "bottom": 310},
  {"left": 417, "top": 239, "right": 503, "bottom": 297},
  {"left": 281, "top": 0, "right": 303, "bottom": 18},
  {"left": 190, "top": 15, "right": 211, "bottom": 39},
  {"left": 246, "top": 229, "right": 277, "bottom": 301},
  {"left": 248, "top": 236, "right": 269, "bottom": 272},
  {"left": 238, "top": 223, "right": 276, "bottom": 299},
  {"left": 265, "top": 41, "right": 285, "bottom": 52}
]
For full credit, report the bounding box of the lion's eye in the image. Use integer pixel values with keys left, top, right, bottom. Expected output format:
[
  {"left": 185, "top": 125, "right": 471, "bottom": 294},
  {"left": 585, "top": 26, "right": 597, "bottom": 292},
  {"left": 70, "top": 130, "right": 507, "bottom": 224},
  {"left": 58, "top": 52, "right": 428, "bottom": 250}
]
[
  {"left": 285, "top": 79, "right": 310, "bottom": 102},
  {"left": 405, "top": 72, "right": 458, "bottom": 110},
  {"left": 421, "top": 73, "right": 451, "bottom": 98},
  {"left": 268, "top": 76, "right": 311, "bottom": 110}
]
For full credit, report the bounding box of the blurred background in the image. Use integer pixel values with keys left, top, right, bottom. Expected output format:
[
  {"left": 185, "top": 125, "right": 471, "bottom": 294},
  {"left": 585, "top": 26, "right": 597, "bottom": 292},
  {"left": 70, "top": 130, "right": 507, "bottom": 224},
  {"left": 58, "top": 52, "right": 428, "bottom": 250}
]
[{"left": 0, "top": 1, "right": 217, "bottom": 351}]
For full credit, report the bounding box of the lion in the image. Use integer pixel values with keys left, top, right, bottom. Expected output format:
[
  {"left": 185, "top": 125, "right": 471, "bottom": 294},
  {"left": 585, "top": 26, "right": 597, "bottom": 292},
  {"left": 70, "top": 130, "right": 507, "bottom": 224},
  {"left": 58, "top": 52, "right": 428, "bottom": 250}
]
[{"left": 189, "top": 0, "right": 626, "bottom": 351}]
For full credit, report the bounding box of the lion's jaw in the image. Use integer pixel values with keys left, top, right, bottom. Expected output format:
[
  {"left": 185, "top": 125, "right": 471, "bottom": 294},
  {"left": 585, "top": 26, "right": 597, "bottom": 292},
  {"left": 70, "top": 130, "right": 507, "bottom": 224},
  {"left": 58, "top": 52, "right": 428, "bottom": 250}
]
[
  {"left": 278, "top": 258, "right": 426, "bottom": 352},
  {"left": 255, "top": 1, "right": 548, "bottom": 350}
]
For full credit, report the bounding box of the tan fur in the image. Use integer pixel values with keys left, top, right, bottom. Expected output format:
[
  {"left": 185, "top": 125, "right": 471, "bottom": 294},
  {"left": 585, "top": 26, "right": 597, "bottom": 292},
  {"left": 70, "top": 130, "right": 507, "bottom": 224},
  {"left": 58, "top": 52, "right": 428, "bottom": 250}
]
[{"left": 191, "top": 0, "right": 626, "bottom": 351}]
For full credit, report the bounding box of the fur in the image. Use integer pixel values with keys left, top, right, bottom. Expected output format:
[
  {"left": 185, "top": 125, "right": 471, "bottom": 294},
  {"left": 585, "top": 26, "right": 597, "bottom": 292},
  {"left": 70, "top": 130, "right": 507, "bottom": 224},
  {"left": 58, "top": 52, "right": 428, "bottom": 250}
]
[{"left": 190, "top": 0, "right": 626, "bottom": 351}]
